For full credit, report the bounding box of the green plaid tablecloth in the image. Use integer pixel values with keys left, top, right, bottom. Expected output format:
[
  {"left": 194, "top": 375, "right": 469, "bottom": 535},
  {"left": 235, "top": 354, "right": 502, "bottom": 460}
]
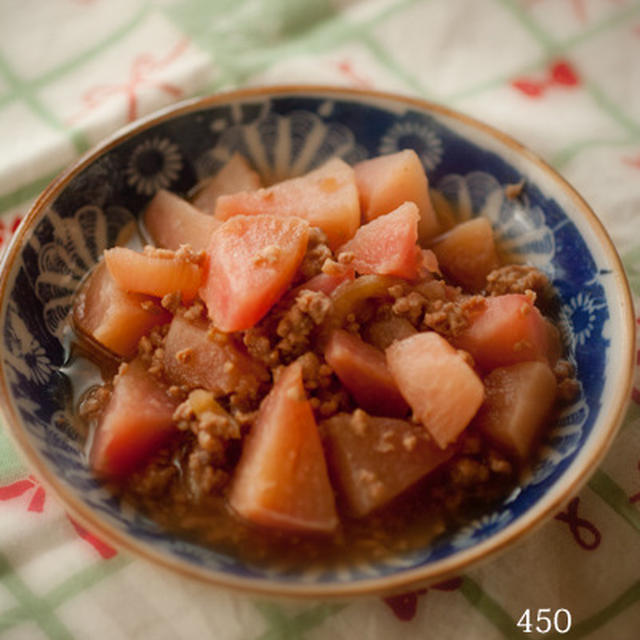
[{"left": 1, "top": 1, "right": 640, "bottom": 638}]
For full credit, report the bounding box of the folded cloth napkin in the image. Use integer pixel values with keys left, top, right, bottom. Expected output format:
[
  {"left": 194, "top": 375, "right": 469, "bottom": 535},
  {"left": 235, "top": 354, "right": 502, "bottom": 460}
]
[{"left": 1, "top": 1, "right": 639, "bottom": 638}]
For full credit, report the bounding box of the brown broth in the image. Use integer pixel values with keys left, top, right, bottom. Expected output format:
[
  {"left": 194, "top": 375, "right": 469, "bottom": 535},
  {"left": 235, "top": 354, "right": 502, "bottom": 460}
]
[{"left": 116, "top": 434, "right": 515, "bottom": 570}]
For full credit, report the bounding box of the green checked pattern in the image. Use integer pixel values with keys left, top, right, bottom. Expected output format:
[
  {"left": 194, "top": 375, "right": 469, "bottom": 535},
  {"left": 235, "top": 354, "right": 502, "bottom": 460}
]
[{"left": 1, "top": 0, "right": 640, "bottom": 638}]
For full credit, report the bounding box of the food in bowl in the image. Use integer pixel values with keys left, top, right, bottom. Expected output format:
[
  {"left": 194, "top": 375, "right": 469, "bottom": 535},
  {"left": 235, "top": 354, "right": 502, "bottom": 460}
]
[{"left": 70, "top": 149, "right": 577, "bottom": 568}]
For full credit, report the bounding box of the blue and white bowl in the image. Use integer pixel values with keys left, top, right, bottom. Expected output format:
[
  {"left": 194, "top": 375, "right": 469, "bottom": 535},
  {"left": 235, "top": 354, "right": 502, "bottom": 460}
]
[{"left": 0, "top": 86, "right": 634, "bottom": 597}]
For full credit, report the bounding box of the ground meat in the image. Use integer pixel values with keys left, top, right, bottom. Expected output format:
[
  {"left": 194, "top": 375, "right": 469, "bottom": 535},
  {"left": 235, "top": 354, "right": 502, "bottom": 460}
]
[
  {"left": 137, "top": 324, "right": 169, "bottom": 378},
  {"left": 160, "top": 294, "right": 207, "bottom": 323},
  {"left": 295, "top": 351, "right": 352, "bottom": 420},
  {"left": 142, "top": 243, "right": 205, "bottom": 265},
  {"left": 390, "top": 281, "right": 486, "bottom": 338},
  {"left": 227, "top": 387, "right": 264, "bottom": 416},
  {"left": 175, "top": 244, "right": 206, "bottom": 265},
  {"left": 350, "top": 408, "right": 368, "bottom": 436},
  {"left": 423, "top": 296, "right": 486, "bottom": 337},
  {"left": 336, "top": 250, "right": 354, "bottom": 265},
  {"left": 242, "top": 289, "right": 332, "bottom": 368},
  {"left": 274, "top": 290, "right": 332, "bottom": 360},
  {"left": 127, "top": 447, "right": 180, "bottom": 500},
  {"left": 449, "top": 457, "right": 490, "bottom": 487},
  {"left": 554, "top": 359, "right": 581, "bottom": 403},
  {"left": 161, "top": 291, "right": 182, "bottom": 314},
  {"left": 488, "top": 451, "right": 513, "bottom": 475},
  {"left": 374, "top": 429, "right": 396, "bottom": 454},
  {"left": 185, "top": 449, "right": 230, "bottom": 501},
  {"left": 427, "top": 442, "right": 516, "bottom": 517},
  {"left": 138, "top": 390, "right": 244, "bottom": 503},
  {"left": 174, "top": 389, "right": 241, "bottom": 436},
  {"left": 359, "top": 468, "right": 385, "bottom": 503},
  {"left": 141, "top": 245, "right": 176, "bottom": 259},
  {"left": 77, "top": 384, "right": 111, "bottom": 422},
  {"left": 229, "top": 408, "right": 259, "bottom": 429},
  {"left": 243, "top": 326, "right": 280, "bottom": 368},
  {"left": 392, "top": 290, "right": 427, "bottom": 325},
  {"left": 182, "top": 299, "right": 206, "bottom": 322},
  {"left": 254, "top": 244, "right": 283, "bottom": 267},
  {"left": 131, "top": 464, "right": 177, "bottom": 499},
  {"left": 138, "top": 244, "right": 204, "bottom": 272},
  {"left": 296, "top": 227, "right": 333, "bottom": 281},
  {"left": 486, "top": 264, "right": 549, "bottom": 297},
  {"left": 309, "top": 384, "right": 352, "bottom": 420},
  {"left": 321, "top": 257, "right": 352, "bottom": 277},
  {"left": 297, "top": 352, "right": 333, "bottom": 392}
]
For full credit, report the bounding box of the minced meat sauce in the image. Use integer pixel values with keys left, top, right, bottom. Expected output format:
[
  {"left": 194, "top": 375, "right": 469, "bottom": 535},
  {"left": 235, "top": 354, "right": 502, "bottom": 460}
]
[
  {"left": 72, "top": 239, "right": 576, "bottom": 569},
  {"left": 69, "top": 154, "right": 578, "bottom": 570}
]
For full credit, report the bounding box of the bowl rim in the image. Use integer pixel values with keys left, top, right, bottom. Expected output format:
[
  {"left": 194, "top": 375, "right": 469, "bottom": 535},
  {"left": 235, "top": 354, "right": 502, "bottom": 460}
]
[{"left": 0, "top": 84, "right": 635, "bottom": 598}]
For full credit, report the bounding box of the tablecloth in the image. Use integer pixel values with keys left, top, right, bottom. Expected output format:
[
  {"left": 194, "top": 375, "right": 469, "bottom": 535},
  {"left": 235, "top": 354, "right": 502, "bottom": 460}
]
[{"left": 1, "top": 1, "right": 639, "bottom": 638}]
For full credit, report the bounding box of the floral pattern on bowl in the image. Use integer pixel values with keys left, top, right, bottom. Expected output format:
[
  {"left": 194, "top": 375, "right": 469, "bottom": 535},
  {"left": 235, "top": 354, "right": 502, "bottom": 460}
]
[
  {"left": 0, "top": 88, "right": 632, "bottom": 596},
  {"left": 435, "top": 171, "right": 556, "bottom": 272},
  {"left": 195, "top": 107, "right": 368, "bottom": 184}
]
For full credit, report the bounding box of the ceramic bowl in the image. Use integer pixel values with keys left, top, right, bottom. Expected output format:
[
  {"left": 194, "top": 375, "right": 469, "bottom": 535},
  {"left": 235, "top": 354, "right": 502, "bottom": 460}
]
[{"left": 0, "top": 86, "right": 634, "bottom": 598}]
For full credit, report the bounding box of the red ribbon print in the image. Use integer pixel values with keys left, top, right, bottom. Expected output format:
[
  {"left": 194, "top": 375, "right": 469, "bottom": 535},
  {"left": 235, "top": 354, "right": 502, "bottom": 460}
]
[
  {"left": 335, "top": 59, "right": 374, "bottom": 89},
  {"left": 0, "top": 475, "right": 46, "bottom": 512},
  {"left": 0, "top": 215, "right": 23, "bottom": 248},
  {"left": 622, "top": 155, "right": 640, "bottom": 170},
  {"left": 383, "top": 577, "right": 463, "bottom": 621},
  {"left": 511, "top": 59, "right": 580, "bottom": 98},
  {"left": 0, "top": 474, "right": 117, "bottom": 558},
  {"left": 70, "top": 38, "right": 189, "bottom": 124},
  {"left": 67, "top": 516, "right": 117, "bottom": 559},
  {"left": 554, "top": 497, "right": 601, "bottom": 550},
  {"left": 525, "top": 0, "right": 626, "bottom": 23}
]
